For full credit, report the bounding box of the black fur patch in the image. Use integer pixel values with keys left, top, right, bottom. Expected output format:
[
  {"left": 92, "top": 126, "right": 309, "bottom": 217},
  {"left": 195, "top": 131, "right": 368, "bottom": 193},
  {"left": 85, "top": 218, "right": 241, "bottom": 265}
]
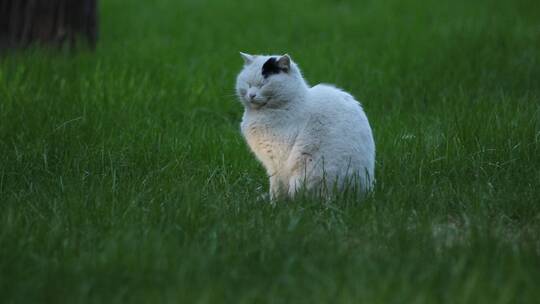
[{"left": 262, "top": 57, "right": 282, "bottom": 78}]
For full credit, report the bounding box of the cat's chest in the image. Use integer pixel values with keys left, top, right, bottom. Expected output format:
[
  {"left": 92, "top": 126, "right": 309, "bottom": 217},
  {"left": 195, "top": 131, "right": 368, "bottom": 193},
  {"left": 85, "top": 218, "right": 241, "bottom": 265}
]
[{"left": 241, "top": 116, "right": 296, "bottom": 164}]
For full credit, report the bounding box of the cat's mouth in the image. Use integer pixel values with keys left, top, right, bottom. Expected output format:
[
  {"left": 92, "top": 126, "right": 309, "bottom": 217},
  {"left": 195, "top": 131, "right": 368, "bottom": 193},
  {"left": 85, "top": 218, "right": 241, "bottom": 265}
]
[
  {"left": 250, "top": 98, "right": 270, "bottom": 109},
  {"left": 251, "top": 102, "right": 267, "bottom": 109}
]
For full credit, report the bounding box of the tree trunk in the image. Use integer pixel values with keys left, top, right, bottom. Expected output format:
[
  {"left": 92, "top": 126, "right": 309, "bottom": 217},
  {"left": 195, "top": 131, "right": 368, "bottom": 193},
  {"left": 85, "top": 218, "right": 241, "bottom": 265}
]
[{"left": 0, "top": 0, "right": 98, "bottom": 50}]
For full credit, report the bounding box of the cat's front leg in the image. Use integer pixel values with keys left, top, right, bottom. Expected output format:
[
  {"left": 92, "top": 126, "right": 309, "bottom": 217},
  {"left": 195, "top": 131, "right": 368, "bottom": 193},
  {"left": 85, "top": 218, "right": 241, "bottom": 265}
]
[
  {"left": 287, "top": 174, "right": 323, "bottom": 199},
  {"left": 287, "top": 175, "right": 303, "bottom": 199},
  {"left": 269, "top": 174, "right": 288, "bottom": 202}
]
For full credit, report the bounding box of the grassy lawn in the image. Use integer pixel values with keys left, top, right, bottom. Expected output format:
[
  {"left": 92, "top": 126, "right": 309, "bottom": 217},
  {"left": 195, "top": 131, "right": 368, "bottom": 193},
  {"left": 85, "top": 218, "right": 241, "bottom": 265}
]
[{"left": 1, "top": 0, "right": 539, "bottom": 303}]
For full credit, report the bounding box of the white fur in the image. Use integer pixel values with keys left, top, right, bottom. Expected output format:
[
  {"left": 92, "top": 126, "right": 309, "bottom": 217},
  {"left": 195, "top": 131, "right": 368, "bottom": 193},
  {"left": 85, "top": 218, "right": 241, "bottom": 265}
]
[{"left": 236, "top": 53, "right": 375, "bottom": 200}]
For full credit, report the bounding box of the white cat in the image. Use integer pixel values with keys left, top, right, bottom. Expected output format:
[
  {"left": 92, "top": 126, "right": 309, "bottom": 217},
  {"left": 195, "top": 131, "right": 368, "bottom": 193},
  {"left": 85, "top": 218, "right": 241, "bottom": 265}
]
[{"left": 235, "top": 53, "right": 375, "bottom": 200}]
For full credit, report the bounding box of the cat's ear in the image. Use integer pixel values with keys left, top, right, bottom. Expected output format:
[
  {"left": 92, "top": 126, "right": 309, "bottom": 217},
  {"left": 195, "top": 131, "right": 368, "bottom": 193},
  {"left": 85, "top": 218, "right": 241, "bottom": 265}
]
[
  {"left": 240, "top": 52, "right": 255, "bottom": 65},
  {"left": 277, "top": 54, "right": 291, "bottom": 72}
]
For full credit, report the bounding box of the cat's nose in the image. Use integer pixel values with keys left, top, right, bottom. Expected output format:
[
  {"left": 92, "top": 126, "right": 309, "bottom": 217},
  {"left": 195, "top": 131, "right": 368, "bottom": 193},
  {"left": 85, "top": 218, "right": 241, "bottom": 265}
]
[{"left": 248, "top": 93, "right": 257, "bottom": 100}]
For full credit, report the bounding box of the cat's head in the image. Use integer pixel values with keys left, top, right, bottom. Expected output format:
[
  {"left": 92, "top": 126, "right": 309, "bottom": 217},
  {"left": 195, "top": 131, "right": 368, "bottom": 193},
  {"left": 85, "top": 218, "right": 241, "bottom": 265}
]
[{"left": 235, "top": 53, "right": 307, "bottom": 109}]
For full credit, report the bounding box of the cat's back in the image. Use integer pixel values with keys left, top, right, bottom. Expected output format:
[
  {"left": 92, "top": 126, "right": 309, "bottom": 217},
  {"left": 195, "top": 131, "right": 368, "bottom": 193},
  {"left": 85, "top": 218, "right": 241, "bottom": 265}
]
[
  {"left": 306, "top": 83, "right": 375, "bottom": 186},
  {"left": 308, "top": 84, "right": 367, "bottom": 122},
  {"left": 306, "top": 83, "right": 373, "bottom": 154}
]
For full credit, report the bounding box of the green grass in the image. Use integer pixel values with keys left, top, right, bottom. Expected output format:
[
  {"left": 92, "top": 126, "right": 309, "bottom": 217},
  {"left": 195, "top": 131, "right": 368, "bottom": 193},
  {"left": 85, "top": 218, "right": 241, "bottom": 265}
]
[{"left": 1, "top": 0, "right": 539, "bottom": 303}]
